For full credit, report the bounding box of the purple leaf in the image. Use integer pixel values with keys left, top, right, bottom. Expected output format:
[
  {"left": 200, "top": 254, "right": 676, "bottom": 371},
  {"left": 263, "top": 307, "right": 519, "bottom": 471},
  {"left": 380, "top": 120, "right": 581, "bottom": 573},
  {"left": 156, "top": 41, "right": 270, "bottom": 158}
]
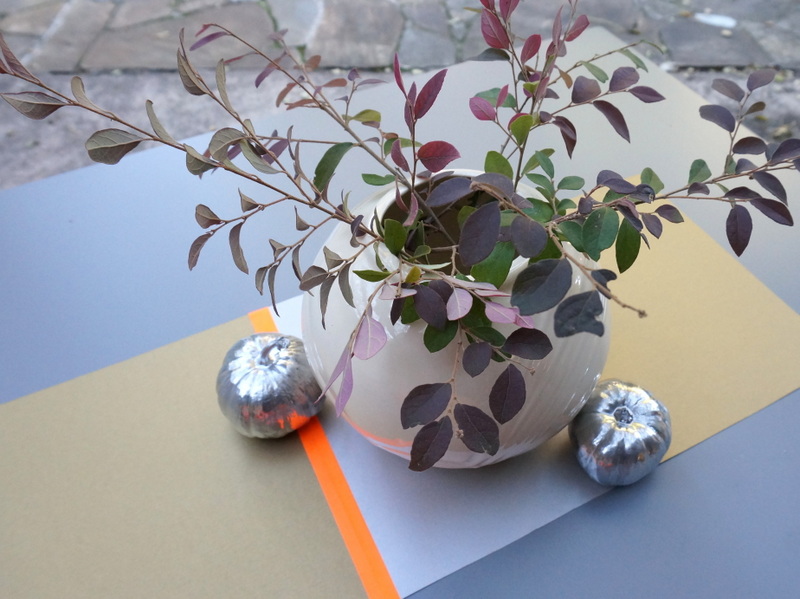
[
  {"left": 509, "top": 215, "right": 548, "bottom": 258},
  {"left": 1, "top": 91, "right": 67, "bottom": 120},
  {"left": 458, "top": 201, "right": 501, "bottom": 267},
  {"left": 469, "top": 96, "right": 497, "bottom": 121},
  {"left": 687, "top": 182, "right": 710, "bottom": 195},
  {"left": 753, "top": 170, "right": 787, "bottom": 203},
  {"left": 414, "top": 69, "right": 448, "bottom": 120},
  {"left": 521, "top": 34, "right": 542, "bottom": 63},
  {"left": 750, "top": 198, "right": 793, "bottom": 226},
  {"left": 390, "top": 139, "right": 409, "bottom": 171},
  {"left": 471, "top": 172, "right": 515, "bottom": 199},
  {"left": 565, "top": 14, "right": 590, "bottom": 41},
  {"left": 554, "top": 290, "right": 605, "bottom": 337},
  {"left": 552, "top": 116, "right": 577, "bottom": 157},
  {"left": 616, "top": 199, "right": 643, "bottom": 232},
  {"left": 393, "top": 53, "right": 405, "bottom": 93},
  {"left": 769, "top": 138, "right": 800, "bottom": 163},
  {"left": 481, "top": 9, "right": 510, "bottom": 49},
  {"left": 655, "top": 204, "right": 684, "bottom": 223},
  {"left": 189, "top": 30, "right": 229, "bottom": 51},
  {"left": 571, "top": 76, "right": 601, "bottom": 103},
  {"left": 462, "top": 342, "right": 493, "bottom": 377},
  {"left": 725, "top": 186, "right": 761, "bottom": 200},
  {"left": 418, "top": 140, "right": 460, "bottom": 172},
  {"left": 510, "top": 258, "right": 572, "bottom": 315},
  {"left": 499, "top": 0, "right": 520, "bottom": 20},
  {"left": 428, "top": 279, "right": 454, "bottom": 302},
  {"left": 501, "top": 328, "right": 553, "bottom": 360},
  {"left": 628, "top": 86, "right": 665, "bottom": 103},
  {"left": 726, "top": 204, "right": 753, "bottom": 256},
  {"left": 603, "top": 177, "right": 637, "bottom": 194},
  {"left": 597, "top": 170, "right": 624, "bottom": 185},
  {"left": 609, "top": 66, "right": 639, "bottom": 92},
  {"left": 454, "top": 404, "right": 499, "bottom": 455},
  {"left": 551, "top": 5, "right": 563, "bottom": 44},
  {"left": 642, "top": 213, "right": 663, "bottom": 238},
  {"left": 496, "top": 84, "right": 510, "bottom": 108},
  {"left": 699, "top": 104, "right": 736, "bottom": 132},
  {"left": 489, "top": 364, "right": 526, "bottom": 424},
  {"left": 593, "top": 100, "right": 630, "bottom": 142},
  {"left": 414, "top": 284, "right": 448, "bottom": 330},
  {"left": 485, "top": 302, "right": 519, "bottom": 324},
  {"left": 712, "top": 78, "right": 745, "bottom": 102},
  {"left": 446, "top": 288, "right": 473, "bottom": 320},
  {"left": 732, "top": 136, "right": 767, "bottom": 155},
  {"left": 747, "top": 68, "right": 776, "bottom": 91},
  {"left": 401, "top": 382, "right": 453, "bottom": 428},
  {"left": 353, "top": 314, "right": 388, "bottom": 360},
  {"left": 319, "top": 346, "right": 354, "bottom": 415},
  {"left": 426, "top": 176, "right": 473, "bottom": 208},
  {"left": 409, "top": 417, "right": 453, "bottom": 471}
]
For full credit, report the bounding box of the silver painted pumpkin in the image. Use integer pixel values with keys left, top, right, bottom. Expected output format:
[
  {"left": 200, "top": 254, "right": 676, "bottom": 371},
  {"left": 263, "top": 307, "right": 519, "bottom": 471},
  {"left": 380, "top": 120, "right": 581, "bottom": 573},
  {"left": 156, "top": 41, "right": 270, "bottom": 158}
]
[
  {"left": 568, "top": 379, "right": 671, "bottom": 486},
  {"left": 216, "top": 333, "right": 323, "bottom": 438}
]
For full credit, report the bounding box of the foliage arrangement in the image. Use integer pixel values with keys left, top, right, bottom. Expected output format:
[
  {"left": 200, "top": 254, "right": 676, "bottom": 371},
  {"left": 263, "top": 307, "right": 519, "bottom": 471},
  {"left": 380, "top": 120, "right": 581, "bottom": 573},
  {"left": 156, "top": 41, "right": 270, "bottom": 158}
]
[{"left": 1, "top": 0, "right": 797, "bottom": 470}]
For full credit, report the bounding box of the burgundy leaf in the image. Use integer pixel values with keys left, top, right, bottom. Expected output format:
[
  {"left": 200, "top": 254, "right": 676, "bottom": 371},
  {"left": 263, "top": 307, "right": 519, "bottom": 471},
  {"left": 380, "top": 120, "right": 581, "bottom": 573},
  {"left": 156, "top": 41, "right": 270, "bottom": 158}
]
[
  {"left": 401, "top": 382, "right": 453, "bottom": 428},
  {"left": 642, "top": 213, "right": 663, "bottom": 238},
  {"left": 551, "top": 5, "right": 563, "bottom": 44},
  {"left": 462, "top": 342, "right": 493, "bottom": 377},
  {"left": 409, "top": 417, "right": 453, "bottom": 471},
  {"left": 414, "top": 284, "right": 448, "bottom": 330},
  {"left": 655, "top": 204, "right": 684, "bottom": 223},
  {"left": 699, "top": 104, "right": 736, "bottom": 132},
  {"left": 552, "top": 116, "right": 577, "bottom": 157},
  {"left": 726, "top": 204, "right": 753, "bottom": 256},
  {"left": 510, "top": 258, "right": 573, "bottom": 315},
  {"left": 750, "top": 198, "right": 793, "bottom": 226},
  {"left": 458, "top": 201, "right": 501, "bottom": 267},
  {"left": 446, "top": 288, "right": 473, "bottom": 320},
  {"left": 501, "top": 328, "right": 553, "bottom": 360},
  {"left": 426, "top": 176, "right": 473, "bottom": 208},
  {"left": 753, "top": 170, "right": 787, "bottom": 203},
  {"left": 489, "top": 364, "right": 526, "bottom": 424},
  {"left": 609, "top": 66, "right": 639, "bottom": 92},
  {"left": 390, "top": 139, "right": 409, "bottom": 171},
  {"left": 499, "top": 0, "right": 520, "bottom": 20},
  {"left": 481, "top": 9, "right": 511, "bottom": 49},
  {"left": 496, "top": 84, "right": 510, "bottom": 108},
  {"left": 189, "top": 31, "right": 229, "bottom": 51},
  {"left": 521, "top": 34, "right": 542, "bottom": 63},
  {"left": 712, "top": 78, "right": 745, "bottom": 102},
  {"left": 571, "top": 75, "right": 601, "bottom": 103},
  {"left": 732, "top": 136, "right": 767, "bottom": 155},
  {"left": 393, "top": 53, "right": 405, "bottom": 93},
  {"left": 747, "top": 68, "right": 776, "bottom": 91},
  {"left": 769, "top": 138, "right": 800, "bottom": 163},
  {"left": 469, "top": 96, "right": 497, "bottom": 121},
  {"left": 565, "top": 14, "right": 590, "bottom": 41},
  {"left": 628, "top": 86, "right": 665, "bottom": 103},
  {"left": 418, "top": 140, "right": 460, "bottom": 172},
  {"left": 479, "top": 0, "right": 495, "bottom": 9},
  {"left": 353, "top": 314, "right": 388, "bottom": 360},
  {"left": 510, "top": 215, "right": 548, "bottom": 258},
  {"left": 414, "top": 69, "right": 448, "bottom": 120},
  {"left": 593, "top": 100, "right": 630, "bottom": 142},
  {"left": 454, "top": 404, "right": 500, "bottom": 455},
  {"left": 554, "top": 290, "right": 605, "bottom": 337}
]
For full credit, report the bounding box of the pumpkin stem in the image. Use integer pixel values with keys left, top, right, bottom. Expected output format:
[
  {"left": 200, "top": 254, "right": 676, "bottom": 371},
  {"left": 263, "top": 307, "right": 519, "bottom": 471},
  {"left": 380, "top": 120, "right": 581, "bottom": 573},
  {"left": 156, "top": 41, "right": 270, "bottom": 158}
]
[{"left": 613, "top": 406, "right": 634, "bottom": 425}]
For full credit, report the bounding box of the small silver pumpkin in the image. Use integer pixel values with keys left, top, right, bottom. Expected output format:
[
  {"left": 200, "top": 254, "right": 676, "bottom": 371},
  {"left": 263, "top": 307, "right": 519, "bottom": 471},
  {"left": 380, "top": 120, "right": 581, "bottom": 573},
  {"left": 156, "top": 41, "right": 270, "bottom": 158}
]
[
  {"left": 216, "top": 333, "right": 323, "bottom": 438},
  {"left": 568, "top": 379, "right": 671, "bottom": 486}
]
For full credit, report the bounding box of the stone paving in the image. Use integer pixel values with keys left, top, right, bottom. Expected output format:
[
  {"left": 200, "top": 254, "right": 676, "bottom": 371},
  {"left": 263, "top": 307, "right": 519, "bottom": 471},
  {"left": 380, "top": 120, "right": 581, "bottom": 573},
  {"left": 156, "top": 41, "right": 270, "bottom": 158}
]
[{"left": 1, "top": 0, "right": 799, "bottom": 188}]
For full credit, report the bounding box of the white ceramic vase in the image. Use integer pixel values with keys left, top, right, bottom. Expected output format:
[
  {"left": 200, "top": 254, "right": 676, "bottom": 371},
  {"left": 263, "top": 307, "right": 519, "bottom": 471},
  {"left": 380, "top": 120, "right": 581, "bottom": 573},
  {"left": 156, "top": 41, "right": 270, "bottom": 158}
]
[{"left": 301, "top": 173, "right": 611, "bottom": 468}]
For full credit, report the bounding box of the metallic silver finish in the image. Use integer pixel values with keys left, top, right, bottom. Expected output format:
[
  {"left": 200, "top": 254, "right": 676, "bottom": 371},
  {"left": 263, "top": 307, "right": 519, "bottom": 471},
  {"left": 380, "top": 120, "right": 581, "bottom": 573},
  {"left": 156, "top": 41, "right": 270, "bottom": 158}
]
[
  {"left": 569, "top": 379, "right": 672, "bottom": 486},
  {"left": 216, "top": 333, "right": 323, "bottom": 438}
]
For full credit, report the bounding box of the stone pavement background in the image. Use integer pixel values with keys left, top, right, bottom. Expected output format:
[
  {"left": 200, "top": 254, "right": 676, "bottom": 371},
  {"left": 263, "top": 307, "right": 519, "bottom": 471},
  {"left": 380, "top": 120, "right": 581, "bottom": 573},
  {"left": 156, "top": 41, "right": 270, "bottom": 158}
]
[{"left": 1, "top": 0, "right": 798, "bottom": 189}]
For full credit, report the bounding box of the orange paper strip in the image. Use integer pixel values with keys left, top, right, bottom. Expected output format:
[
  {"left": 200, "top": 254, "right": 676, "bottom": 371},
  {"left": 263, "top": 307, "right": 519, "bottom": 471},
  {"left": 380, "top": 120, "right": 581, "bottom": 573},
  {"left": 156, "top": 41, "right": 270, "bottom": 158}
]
[{"left": 247, "top": 306, "right": 400, "bottom": 599}]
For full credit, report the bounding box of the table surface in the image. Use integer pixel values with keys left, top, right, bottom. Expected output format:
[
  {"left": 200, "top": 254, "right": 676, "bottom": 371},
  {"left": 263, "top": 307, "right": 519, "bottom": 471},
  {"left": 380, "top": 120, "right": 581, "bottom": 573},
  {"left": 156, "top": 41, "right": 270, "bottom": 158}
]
[{"left": 2, "top": 28, "right": 799, "bottom": 599}]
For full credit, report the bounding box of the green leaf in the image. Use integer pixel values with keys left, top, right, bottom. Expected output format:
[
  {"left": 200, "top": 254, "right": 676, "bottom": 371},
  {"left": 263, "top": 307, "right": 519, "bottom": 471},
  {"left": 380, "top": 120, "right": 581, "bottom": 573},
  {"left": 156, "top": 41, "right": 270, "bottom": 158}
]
[
  {"left": 620, "top": 48, "right": 648, "bottom": 71},
  {"left": 582, "top": 207, "right": 619, "bottom": 261},
  {"left": 348, "top": 108, "right": 381, "bottom": 123},
  {"left": 557, "top": 175, "right": 585, "bottom": 190},
  {"left": 476, "top": 87, "right": 517, "bottom": 108},
  {"left": 523, "top": 200, "right": 554, "bottom": 223},
  {"left": 556, "top": 198, "right": 577, "bottom": 214},
  {"left": 510, "top": 114, "right": 534, "bottom": 146},
  {"left": 362, "top": 173, "right": 395, "bottom": 186},
  {"left": 353, "top": 269, "right": 391, "bottom": 282},
  {"left": 581, "top": 61, "right": 609, "bottom": 82},
  {"left": 470, "top": 241, "right": 515, "bottom": 288},
  {"left": 400, "top": 296, "right": 421, "bottom": 324},
  {"left": 484, "top": 150, "right": 514, "bottom": 179},
  {"left": 423, "top": 320, "right": 458, "bottom": 353},
  {"left": 184, "top": 143, "right": 216, "bottom": 175},
  {"left": 640, "top": 167, "right": 664, "bottom": 194},
  {"left": 527, "top": 173, "right": 555, "bottom": 200},
  {"left": 313, "top": 142, "right": 354, "bottom": 191},
  {"left": 688, "top": 158, "right": 712, "bottom": 184},
  {"left": 533, "top": 150, "right": 555, "bottom": 178},
  {"left": 558, "top": 220, "right": 585, "bottom": 252},
  {"left": 209, "top": 127, "right": 244, "bottom": 161},
  {"left": 238, "top": 140, "right": 280, "bottom": 174},
  {"left": 85, "top": 129, "right": 143, "bottom": 165},
  {"left": 615, "top": 218, "right": 641, "bottom": 272},
  {"left": 145, "top": 100, "right": 177, "bottom": 144},
  {"left": 383, "top": 218, "right": 407, "bottom": 255},
  {"left": 521, "top": 148, "right": 555, "bottom": 175}
]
